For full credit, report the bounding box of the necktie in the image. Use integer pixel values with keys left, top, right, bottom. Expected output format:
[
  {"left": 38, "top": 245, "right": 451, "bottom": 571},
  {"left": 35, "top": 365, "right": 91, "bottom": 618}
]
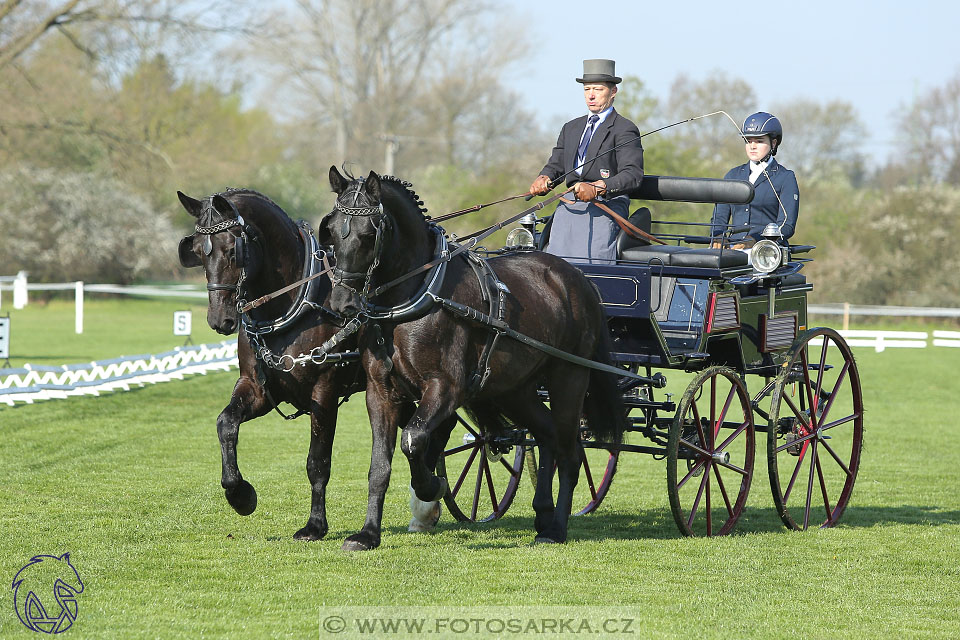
[{"left": 577, "top": 115, "right": 600, "bottom": 164}]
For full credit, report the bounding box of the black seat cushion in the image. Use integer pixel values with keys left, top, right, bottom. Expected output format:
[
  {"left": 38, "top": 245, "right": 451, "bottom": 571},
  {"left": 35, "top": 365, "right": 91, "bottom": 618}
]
[
  {"left": 616, "top": 207, "right": 653, "bottom": 256},
  {"left": 670, "top": 248, "right": 749, "bottom": 268},
  {"left": 619, "top": 244, "right": 692, "bottom": 264}
]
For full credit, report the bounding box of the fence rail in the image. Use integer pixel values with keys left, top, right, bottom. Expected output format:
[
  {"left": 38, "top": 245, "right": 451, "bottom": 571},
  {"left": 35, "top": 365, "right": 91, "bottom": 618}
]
[{"left": 0, "top": 340, "right": 238, "bottom": 407}]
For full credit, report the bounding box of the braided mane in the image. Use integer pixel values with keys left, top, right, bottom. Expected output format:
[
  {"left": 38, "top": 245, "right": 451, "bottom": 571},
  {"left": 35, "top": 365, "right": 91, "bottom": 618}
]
[{"left": 378, "top": 174, "right": 428, "bottom": 218}]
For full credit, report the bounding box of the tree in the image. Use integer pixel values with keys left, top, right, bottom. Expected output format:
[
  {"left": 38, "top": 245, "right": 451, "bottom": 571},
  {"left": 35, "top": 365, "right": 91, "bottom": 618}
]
[
  {"left": 894, "top": 68, "right": 960, "bottom": 185},
  {"left": 771, "top": 99, "right": 867, "bottom": 185}
]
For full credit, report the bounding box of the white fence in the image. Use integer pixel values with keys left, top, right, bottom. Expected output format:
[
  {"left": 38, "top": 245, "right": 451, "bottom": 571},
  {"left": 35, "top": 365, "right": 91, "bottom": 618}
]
[
  {"left": 0, "top": 340, "right": 238, "bottom": 406},
  {"left": 838, "top": 330, "right": 960, "bottom": 353}
]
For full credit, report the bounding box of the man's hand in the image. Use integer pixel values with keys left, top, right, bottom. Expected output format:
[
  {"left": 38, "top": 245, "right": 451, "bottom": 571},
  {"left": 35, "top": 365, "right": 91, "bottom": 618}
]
[
  {"left": 529, "top": 175, "right": 552, "bottom": 196},
  {"left": 710, "top": 241, "right": 723, "bottom": 250},
  {"left": 574, "top": 180, "right": 606, "bottom": 201}
]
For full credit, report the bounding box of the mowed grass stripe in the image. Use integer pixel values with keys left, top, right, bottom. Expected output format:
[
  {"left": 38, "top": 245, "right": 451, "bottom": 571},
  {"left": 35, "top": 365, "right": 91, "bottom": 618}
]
[{"left": 1, "top": 300, "right": 959, "bottom": 638}]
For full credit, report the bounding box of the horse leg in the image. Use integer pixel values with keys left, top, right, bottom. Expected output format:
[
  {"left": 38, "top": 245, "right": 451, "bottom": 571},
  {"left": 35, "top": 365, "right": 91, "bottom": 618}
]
[
  {"left": 342, "top": 388, "right": 399, "bottom": 552},
  {"left": 407, "top": 413, "right": 457, "bottom": 532},
  {"left": 494, "top": 394, "right": 560, "bottom": 535},
  {"left": 536, "top": 366, "right": 590, "bottom": 544},
  {"left": 218, "top": 376, "right": 271, "bottom": 515},
  {"left": 400, "top": 380, "right": 460, "bottom": 504},
  {"left": 293, "top": 376, "right": 340, "bottom": 541}
]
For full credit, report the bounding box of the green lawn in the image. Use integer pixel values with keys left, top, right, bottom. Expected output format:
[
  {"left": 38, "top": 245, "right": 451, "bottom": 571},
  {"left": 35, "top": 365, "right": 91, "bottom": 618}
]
[{"left": 1, "top": 300, "right": 959, "bottom": 638}]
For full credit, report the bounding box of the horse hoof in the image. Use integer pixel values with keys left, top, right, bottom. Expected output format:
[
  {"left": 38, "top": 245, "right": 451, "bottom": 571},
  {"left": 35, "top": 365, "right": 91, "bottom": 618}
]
[
  {"left": 408, "top": 486, "right": 442, "bottom": 532},
  {"left": 224, "top": 480, "right": 257, "bottom": 516},
  {"left": 293, "top": 523, "right": 327, "bottom": 541},
  {"left": 341, "top": 534, "right": 379, "bottom": 552},
  {"left": 533, "top": 535, "right": 563, "bottom": 545}
]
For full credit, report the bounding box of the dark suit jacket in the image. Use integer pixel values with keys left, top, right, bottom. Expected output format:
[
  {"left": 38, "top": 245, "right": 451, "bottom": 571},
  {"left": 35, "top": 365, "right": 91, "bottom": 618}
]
[
  {"left": 711, "top": 158, "right": 799, "bottom": 242},
  {"left": 540, "top": 108, "right": 644, "bottom": 197}
]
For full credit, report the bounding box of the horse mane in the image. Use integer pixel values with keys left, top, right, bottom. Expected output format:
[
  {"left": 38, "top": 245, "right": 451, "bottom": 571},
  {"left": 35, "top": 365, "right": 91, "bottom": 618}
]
[
  {"left": 199, "top": 187, "right": 297, "bottom": 233},
  {"left": 377, "top": 174, "right": 429, "bottom": 217}
]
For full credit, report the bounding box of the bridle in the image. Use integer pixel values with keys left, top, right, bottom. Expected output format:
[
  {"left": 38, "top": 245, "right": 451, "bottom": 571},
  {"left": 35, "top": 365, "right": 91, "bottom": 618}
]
[
  {"left": 194, "top": 217, "right": 245, "bottom": 294},
  {"left": 328, "top": 180, "right": 392, "bottom": 308}
]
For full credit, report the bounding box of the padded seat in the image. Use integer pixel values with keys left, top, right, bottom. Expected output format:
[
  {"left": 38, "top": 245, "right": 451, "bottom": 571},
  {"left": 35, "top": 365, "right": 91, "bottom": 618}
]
[
  {"left": 669, "top": 248, "right": 749, "bottom": 268},
  {"left": 780, "top": 273, "right": 807, "bottom": 287}
]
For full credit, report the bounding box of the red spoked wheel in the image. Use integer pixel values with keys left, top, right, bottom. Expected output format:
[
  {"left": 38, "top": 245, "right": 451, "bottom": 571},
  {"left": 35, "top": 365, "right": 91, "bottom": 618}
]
[
  {"left": 667, "top": 366, "right": 755, "bottom": 537},
  {"left": 435, "top": 413, "right": 524, "bottom": 522},
  {"left": 767, "top": 328, "right": 863, "bottom": 530}
]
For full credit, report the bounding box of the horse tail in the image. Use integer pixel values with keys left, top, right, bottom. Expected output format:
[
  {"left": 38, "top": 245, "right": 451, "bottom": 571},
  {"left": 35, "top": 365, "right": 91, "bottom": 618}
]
[{"left": 583, "top": 315, "right": 627, "bottom": 447}]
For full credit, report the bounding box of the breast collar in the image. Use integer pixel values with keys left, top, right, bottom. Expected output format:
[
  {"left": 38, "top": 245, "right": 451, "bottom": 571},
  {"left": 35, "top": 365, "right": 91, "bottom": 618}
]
[
  {"left": 362, "top": 224, "right": 449, "bottom": 323},
  {"left": 241, "top": 221, "right": 331, "bottom": 336}
]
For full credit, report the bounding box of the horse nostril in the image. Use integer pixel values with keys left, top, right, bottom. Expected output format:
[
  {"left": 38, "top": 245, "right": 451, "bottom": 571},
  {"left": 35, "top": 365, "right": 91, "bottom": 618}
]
[{"left": 221, "top": 318, "right": 236, "bottom": 334}]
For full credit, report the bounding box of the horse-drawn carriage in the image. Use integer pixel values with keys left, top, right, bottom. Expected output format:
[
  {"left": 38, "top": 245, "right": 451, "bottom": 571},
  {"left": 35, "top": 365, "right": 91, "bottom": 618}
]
[
  {"left": 436, "top": 174, "right": 863, "bottom": 537},
  {"left": 178, "top": 168, "right": 863, "bottom": 548}
]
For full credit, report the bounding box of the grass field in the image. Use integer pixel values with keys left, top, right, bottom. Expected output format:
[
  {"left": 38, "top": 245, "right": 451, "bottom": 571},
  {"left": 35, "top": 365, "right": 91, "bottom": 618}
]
[{"left": 2, "top": 299, "right": 959, "bottom": 638}]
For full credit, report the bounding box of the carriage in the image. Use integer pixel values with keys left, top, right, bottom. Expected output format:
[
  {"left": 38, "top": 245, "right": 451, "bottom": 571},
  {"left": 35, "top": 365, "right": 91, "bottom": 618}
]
[{"left": 436, "top": 175, "right": 864, "bottom": 537}]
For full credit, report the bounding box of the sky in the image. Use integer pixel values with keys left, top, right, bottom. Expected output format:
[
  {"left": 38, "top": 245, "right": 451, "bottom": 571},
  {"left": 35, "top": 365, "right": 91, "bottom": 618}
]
[{"left": 497, "top": 0, "right": 960, "bottom": 166}]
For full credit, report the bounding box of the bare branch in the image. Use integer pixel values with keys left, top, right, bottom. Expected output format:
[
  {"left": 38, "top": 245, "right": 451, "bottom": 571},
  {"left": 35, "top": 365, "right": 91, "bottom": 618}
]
[{"left": 0, "top": 0, "right": 82, "bottom": 70}]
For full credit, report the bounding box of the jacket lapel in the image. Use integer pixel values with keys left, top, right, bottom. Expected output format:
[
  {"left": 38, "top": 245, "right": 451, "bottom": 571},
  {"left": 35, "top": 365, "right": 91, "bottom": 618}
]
[
  {"left": 753, "top": 158, "right": 778, "bottom": 189},
  {"left": 566, "top": 115, "right": 589, "bottom": 171},
  {"left": 585, "top": 109, "right": 616, "bottom": 161}
]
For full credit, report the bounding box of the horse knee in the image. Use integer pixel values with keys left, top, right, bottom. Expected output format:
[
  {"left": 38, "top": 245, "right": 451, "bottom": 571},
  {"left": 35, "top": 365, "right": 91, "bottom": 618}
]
[{"left": 400, "top": 426, "right": 430, "bottom": 460}]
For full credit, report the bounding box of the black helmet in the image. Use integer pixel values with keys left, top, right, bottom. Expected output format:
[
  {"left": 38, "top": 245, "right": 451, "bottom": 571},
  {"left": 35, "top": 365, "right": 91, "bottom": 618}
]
[{"left": 741, "top": 112, "right": 782, "bottom": 155}]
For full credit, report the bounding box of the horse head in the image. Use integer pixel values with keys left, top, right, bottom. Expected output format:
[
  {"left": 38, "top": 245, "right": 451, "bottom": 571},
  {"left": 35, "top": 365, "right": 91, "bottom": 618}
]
[
  {"left": 320, "top": 166, "right": 432, "bottom": 317},
  {"left": 177, "top": 191, "right": 262, "bottom": 335},
  {"left": 320, "top": 167, "right": 390, "bottom": 317}
]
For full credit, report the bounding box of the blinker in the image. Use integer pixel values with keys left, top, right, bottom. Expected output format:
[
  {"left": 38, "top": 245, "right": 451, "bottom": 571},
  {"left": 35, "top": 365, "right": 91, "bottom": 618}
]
[
  {"left": 341, "top": 217, "right": 351, "bottom": 239},
  {"left": 203, "top": 236, "right": 213, "bottom": 256}
]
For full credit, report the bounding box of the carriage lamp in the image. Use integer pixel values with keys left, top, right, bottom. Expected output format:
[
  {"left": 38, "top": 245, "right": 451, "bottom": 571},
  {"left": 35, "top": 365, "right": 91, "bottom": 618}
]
[
  {"left": 505, "top": 226, "right": 535, "bottom": 249},
  {"left": 750, "top": 239, "right": 784, "bottom": 274}
]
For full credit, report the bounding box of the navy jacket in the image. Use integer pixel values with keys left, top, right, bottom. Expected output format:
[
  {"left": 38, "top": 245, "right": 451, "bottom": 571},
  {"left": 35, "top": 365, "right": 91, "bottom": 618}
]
[
  {"left": 711, "top": 158, "right": 799, "bottom": 242},
  {"left": 540, "top": 108, "right": 644, "bottom": 197}
]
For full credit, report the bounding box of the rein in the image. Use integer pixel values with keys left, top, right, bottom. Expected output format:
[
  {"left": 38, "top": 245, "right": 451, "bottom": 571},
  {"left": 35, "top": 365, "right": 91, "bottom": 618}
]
[{"left": 558, "top": 196, "right": 667, "bottom": 245}]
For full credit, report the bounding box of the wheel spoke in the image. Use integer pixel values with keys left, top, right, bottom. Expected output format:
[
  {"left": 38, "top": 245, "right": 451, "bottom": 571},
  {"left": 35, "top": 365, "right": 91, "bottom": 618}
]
[
  {"left": 691, "top": 397, "right": 707, "bottom": 451},
  {"left": 783, "top": 393, "right": 813, "bottom": 430},
  {"left": 714, "top": 384, "right": 738, "bottom": 439},
  {"left": 816, "top": 453, "right": 832, "bottom": 520},
  {"left": 803, "top": 438, "right": 819, "bottom": 530},
  {"left": 499, "top": 456, "right": 521, "bottom": 477},
  {"left": 444, "top": 442, "right": 475, "bottom": 457},
  {"left": 716, "top": 421, "right": 749, "bottom": 453},
  {"left": 799, "top": 349, "right": 817, "bottom": 428},
  {"left": 815, "top": 361, "right": 851, "bottom": 427},
  {"left": 710, "top": 377, "right": 717, "bottom": 441},
  {"left": 712, "top": 462, "right": 735, "bottom": 518},
  {"left": 456, "top": 414, "right": 481, "bottom": 438},
  {"left": 814, "top": 335, "right": 829, "bottom": 405},
  {"left": 820, "top": 411, "right": 861, "bottom": 432},
  {"left": 714, "top": 459, "right": 750, "bottom": 476},
  {"left": 819, "top": 437, "right": 853, "bottom": 477},
  {"left": 783, "top": 441, "right": 810, "bottom": 504},
  {"left": 678, "top": 459, "right": 707, "bottom": 490},
  {"left": 687, "top": 462, "right": 711, "bottom": 529},
  {"left": 706, "top": 467, "right": 713, "bottom": 536},
  {"left": 451, "top": 446, "right": 480, "bottom": 498},
  {"left": 774, "top": 429, "right": 817, "bottom": 454},
  {"left": 483, "top": 454, "right": 498, "bottom": 512},
  {"left": 580, "top": 447, "right": 599, "bottom": 500},
  {"left": 678, "top": 436, "right": 712, "bottom": 459},
  {"left": 471, "top": 455, "right": 484, "bottom": 521}
]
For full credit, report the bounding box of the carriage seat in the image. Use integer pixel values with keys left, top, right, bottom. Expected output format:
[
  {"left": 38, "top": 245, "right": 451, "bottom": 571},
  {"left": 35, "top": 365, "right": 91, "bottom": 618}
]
[{"left": 616, "top": 207, "right": 749, "bottom": 268}]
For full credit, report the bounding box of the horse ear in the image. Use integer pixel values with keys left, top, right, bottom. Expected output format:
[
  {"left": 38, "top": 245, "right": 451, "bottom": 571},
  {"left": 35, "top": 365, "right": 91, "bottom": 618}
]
[
  {"left": 329, "top": 166, "right": 349, "bottom": 195},
  {"left": 177, "top": 191, "right": 203, "bottom": 218},
  {"left": 364, "top": 171, "right": 381, "bottom": 203},
  {"left": 211, "top": 194, "right": 237, "bottom": 218}
]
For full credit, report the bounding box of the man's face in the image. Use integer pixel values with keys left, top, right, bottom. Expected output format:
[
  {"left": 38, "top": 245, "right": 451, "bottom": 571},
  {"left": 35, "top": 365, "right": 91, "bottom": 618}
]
[{"left": 583, "top": 83, "right": 616, "bottom": 113}]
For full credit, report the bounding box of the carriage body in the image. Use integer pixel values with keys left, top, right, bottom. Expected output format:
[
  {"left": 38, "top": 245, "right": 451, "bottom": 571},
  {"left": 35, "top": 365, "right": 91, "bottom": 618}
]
[{"left": 440, "top": 175, "right": 863, "bottom": 537}]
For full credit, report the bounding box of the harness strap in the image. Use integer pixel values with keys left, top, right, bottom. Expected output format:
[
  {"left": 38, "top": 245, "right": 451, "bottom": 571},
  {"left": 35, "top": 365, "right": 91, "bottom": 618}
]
[
  {"left": 461, "top": 252, "right": 507, "bottom": 395},
  {"left": 559, "top": 196, "right": 667, "bottom": 245},
  {"left": 431, "top": 294, "right": 656, "bottom": 384}
]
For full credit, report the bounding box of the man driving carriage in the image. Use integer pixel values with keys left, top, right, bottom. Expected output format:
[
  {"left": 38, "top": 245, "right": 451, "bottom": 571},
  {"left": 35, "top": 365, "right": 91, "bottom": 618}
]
[
  {"left": 529, "top": 59, "right": 645, "bottom": 264},
  {"left": 710, "top": 112, "right": 799, "bottom": 250}
]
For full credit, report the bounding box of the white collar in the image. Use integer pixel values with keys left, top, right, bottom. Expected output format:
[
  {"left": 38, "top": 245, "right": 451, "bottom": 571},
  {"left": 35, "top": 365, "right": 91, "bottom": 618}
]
[{"left": 586, "top": 105, "right": 614, "bottom": 125}]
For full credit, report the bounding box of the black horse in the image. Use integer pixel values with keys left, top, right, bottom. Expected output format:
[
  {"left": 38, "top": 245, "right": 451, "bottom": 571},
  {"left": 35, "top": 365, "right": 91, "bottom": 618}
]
[
  {"left": 319, "top": 167, "right": 626, "bottom": 548},
  {"left": 177, "top": 188, "right": 454, "bottom": 547}
]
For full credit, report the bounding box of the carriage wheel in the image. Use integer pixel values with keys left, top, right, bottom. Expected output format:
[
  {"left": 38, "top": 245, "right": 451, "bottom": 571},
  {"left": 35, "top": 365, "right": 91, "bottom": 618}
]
[
  {"left": 667, "top": 366, "right": 755, "bottom": 537},
  {"left": 521, "top": 440, "right": 618, "bottom": 516},
  {"left": 435, "top": 413, "right": 524, "bottom": 522},
  {"left": 767, "top": 328, "right": 863, "bottom": 530}
]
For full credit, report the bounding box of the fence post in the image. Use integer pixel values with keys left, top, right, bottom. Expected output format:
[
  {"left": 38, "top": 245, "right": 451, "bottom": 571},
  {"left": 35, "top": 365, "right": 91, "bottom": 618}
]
[
  {"left": 842, "top": 302, "right": 850, "bottom": 331},
  {"left": 75, "top": 281, "right": 83, "bottom": 334},
  {"left": 13, "top": 271, "right": 28, "bottom": 309}
]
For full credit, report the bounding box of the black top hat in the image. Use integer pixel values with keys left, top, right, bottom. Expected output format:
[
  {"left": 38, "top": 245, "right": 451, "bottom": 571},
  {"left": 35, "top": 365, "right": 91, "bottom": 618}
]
[{"left": 576, "top": 59, "right": 622, "bottom": 84}]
